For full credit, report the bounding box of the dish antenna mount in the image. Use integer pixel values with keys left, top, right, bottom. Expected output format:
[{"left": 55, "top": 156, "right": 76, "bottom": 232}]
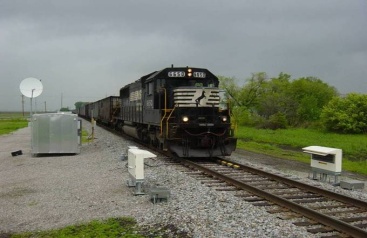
[{"left": 20, "top": 77, "right": 43, "bottom": 117}]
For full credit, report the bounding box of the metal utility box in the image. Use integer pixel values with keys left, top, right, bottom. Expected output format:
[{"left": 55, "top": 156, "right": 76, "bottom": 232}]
[
  {"left": 128, "top": 149, "right": 156, "bottom": 181},
  {"left": 303, "top": 146, "right": 342, "bottom": 183},
  {"left": 127, "top": 148, "right": 156, "bottom": 195},
  {"left": 31, "top": 113, "right": 81, "bottom": 155},
  {"left": 303, "top": 146, "right": 342, "bottom": 173}
]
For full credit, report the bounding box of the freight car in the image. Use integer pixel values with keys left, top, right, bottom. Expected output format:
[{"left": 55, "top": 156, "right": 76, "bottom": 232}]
[
  {"left": 78, "top": 97, "right": 120, "bottom": 126},
  {"left": 78, "top": 66, "right": 237, "bottom": 158},
  {"left": 92, "top": 96, "right": 120, "bottom": 126}
]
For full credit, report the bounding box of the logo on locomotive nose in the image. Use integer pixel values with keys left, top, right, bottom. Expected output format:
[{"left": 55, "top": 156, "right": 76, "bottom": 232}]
[{"left": 195, "top": 90, "right": 206, "bottom": 106}]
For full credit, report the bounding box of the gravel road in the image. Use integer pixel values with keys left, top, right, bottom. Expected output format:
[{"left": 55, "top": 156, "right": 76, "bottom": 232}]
[{"left": 0, "top": 119, "right": 366, "bottom": 237}]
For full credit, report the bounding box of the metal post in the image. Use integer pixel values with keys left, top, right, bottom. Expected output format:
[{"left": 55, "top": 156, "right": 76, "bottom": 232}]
[
  {"left": 91, "top": 117, "right": 95, "bottom": 142},
  {"left": 30, "top": 90, "right": 34, "bottom": 118},
  {"left": 30, "top": 89, "right": 35, "bottom": 153},
  {"left": 21, "top": 95, "right": 25, "bottom": 116}
]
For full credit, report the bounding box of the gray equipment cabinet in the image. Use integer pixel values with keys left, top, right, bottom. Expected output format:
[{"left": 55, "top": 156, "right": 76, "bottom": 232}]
[{"left": 31, "top": 113, "right": 81, "bottom": 155}]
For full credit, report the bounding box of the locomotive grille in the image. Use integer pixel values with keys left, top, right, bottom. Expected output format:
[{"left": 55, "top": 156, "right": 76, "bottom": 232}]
[{"left": 173, "top": 88, "right": 220, "bottom": 107}]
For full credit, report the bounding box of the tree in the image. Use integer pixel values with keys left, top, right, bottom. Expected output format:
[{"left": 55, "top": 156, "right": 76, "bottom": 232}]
[
  {"left": 218, "top": 73, "right": 269, "bottom": 127},
  {"left": 74, "top": 101, "right": 89, "bottom": 110},
  {"left": 256, "top": 75, "right": 337, "bottom": 126},
  {"left": 60, "top": 107, "right": 70, "bottom": 112},
  {"left": 321, "top": 93, "right": 367, "bottom": 134},
  {"left": 218, "top": 76, "right": 243, "bottom": 108},
  {"left": 218, "top": 72, "right": 338, "bottom": 128},
  {"left": 257, "top": 73, "right": 293, "bottom": 121},
  {"left": 240, "top": 72, "right": 268, "bottom": 108},
  {"left": 289, "top": 77, "right": 338, "bottom": 124},
  {"left": 218, "top": 72, "right": 268, "bottom": 109}
]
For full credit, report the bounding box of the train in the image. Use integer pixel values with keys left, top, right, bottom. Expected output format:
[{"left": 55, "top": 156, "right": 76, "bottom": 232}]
[{"left": 77, "top": 66, "right": 237, "bottom": 158}]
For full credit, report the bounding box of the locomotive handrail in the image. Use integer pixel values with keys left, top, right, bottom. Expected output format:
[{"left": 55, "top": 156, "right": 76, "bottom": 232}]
[
  {"left": 160, "top": 108, "right": 173, "bottom": 137},
  {"left": 166, "top": 106, "right": 176, "bottom": 138},
  {"left": 160, "top": 87, "right": 167, "bottom": 137}
]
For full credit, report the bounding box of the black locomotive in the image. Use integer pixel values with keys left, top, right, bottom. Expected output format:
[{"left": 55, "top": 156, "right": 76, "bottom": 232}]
[{"left": 78, "top": 66, "right": 237, "bottom": 158}]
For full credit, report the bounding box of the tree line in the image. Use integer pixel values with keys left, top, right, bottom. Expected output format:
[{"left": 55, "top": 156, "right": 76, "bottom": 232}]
[{"left": 219, "top": 72, "right": 367, "bottom": 134}]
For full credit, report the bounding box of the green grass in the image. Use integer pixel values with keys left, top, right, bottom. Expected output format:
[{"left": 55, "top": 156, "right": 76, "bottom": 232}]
[
  {"left": 236, "top": 126, "right": 367, "bottom": 175},
  {"left": 81, "top": 129, "right": 90, "bottom": 143},
  {"left": 10, "top": 217, "right": 147, "bottom": 238},
  {"left": 0, "top": 112, "right": 28, "bottom": 135},
  {"left": 9, "top": 217, "right": 183, "bottom": 237}
]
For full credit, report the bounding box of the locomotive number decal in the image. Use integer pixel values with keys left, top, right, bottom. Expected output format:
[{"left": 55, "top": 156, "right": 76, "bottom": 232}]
[
  {"left": 168, "top": 71, "right": 185, "bottom": 77},
  {"left": 193, "top": 72, "right": 206, "bottom": 78}
]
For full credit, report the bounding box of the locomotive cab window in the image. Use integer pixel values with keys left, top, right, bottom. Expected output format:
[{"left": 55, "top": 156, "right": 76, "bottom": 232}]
[
  {"left": 148, "top": 82, "right": 154, "bottom": 95},
  {"left": 208, "top": 79, "right": 215, "bottom": 87},
  {"left": 189, "top": 80, "right": 203, "bottom": 87}
]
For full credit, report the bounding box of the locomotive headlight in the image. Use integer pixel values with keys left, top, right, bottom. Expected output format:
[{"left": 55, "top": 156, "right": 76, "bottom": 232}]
[
  {"left": 187, "top": 68, "right": 192, "bottom": 77},
  {"left": 182, "top": 116, "right": 189, "bottom": 122},
  {"left": 221, "top": 116, "right": 228, "bottom": 122}
]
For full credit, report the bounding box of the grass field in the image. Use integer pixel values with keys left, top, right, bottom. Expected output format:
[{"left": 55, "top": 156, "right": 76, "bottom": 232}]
[
  {"left": 10, "top": 217, "right": 150, "bottom": 238},
  {"left": 0, "top": 112, "right": 28, "bottom": 135},
  {"left": 236, "top": 126, "right": 367, "bottom": 175}
]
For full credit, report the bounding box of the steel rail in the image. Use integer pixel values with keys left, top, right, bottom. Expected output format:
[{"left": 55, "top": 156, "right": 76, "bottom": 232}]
[
  {"left": 180, "top": 159, "right": 367, "bottom": 238},
  {"left": 223, "top": 159, "right": 367, "bottom": 210}
]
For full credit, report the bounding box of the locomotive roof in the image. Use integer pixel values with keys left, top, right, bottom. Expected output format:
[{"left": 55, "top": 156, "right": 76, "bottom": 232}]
[
  {"left": 145, "top": 67, "right": 217, "bottom": 82},
  {"left": 120, "top": 67, "right": 217, "bottom": 91}
]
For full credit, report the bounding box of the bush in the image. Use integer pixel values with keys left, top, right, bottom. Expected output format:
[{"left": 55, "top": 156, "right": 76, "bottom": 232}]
[
  {"left": 231, "top": 106, "right": 253, "bottom": 126},
  {"left": 265, "top": 112, "right": 288, "bottom": 129},
  {"left": 321, "top": 93, "right": 367, "bottom": 134}
]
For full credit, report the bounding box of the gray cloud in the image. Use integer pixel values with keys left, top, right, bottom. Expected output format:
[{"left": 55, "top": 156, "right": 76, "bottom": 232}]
[{"left": 1, "top": 0, "right": 366, "bottom": 112}]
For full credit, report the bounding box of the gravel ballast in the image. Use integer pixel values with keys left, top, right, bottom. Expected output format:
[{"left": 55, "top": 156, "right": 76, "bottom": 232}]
[{"left": 0, "top": 120, "right": 366, "bottom": 237}]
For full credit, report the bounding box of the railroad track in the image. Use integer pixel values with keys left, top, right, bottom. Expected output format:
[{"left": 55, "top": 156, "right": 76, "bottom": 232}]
[
  {"left": 176, "top": 157, "right": 367, "bottom": 238},
  {"left": 91, "top": 121, "right": 367, "bottom": 237}
]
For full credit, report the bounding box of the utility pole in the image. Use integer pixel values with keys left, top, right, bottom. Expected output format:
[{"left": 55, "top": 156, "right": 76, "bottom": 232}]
[
  {"left": 61, "top": 93, "right": 63, "bottom": 109},
  {"left": 21, "top": 95, "right": 25, "bottom": 116},
  {"left": 44, "top": 101, "right": 47, "bottom": 112},
  {"left": 35, "top": 98, "right": 37, "bottom": 113}
]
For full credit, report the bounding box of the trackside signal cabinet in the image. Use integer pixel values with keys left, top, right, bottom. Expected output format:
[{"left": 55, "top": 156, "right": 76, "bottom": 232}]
[
  {"left": 31, "top": 113, "right": 81, "bottom": 155},
  {"left": 128, "top": 148, "right": 156, "bottom": 181},
  {"left": 303, "top": 146, "right": 342, "bottom": 183},
  {"left": 127, "top": 148, "right": 156, "bottom": 195},
  {"left": 303, "top": 146, "right": 342, "bottom": 173}
]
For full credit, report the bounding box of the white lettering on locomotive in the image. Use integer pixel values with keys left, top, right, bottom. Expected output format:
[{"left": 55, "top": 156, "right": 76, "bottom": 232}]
[
  {"left": 129, "top": 90, "right": 142, "bottom": 102},
  {"left": 168, "top": 71, "right": 185, "bottom": 77},
  {"left": 193, "top": 72, "right": 206, "bottom": 78},
  {"left": 146, "top": 99, "right": 153, "bottom": 108}
]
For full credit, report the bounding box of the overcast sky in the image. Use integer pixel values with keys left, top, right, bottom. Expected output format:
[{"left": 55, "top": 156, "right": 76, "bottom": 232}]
[{"left": 1, "top": 0, "right": 366, "bottom": 112}]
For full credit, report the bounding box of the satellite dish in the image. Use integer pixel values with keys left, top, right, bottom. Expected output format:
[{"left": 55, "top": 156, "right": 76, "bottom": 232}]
[{"left": 20, "top": 77, "right": 43, "bottom": 98}]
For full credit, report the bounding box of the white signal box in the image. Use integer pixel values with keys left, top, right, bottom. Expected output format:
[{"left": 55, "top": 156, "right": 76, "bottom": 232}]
[
  {"left": 303, "top": 146, "right": 342, "bottom": 183},
  {"left": 127, "top": 148, "right": 156, "bottom": 195},
  {"left": 303, "top": 146, "right": 342, "bottom": 172}
]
